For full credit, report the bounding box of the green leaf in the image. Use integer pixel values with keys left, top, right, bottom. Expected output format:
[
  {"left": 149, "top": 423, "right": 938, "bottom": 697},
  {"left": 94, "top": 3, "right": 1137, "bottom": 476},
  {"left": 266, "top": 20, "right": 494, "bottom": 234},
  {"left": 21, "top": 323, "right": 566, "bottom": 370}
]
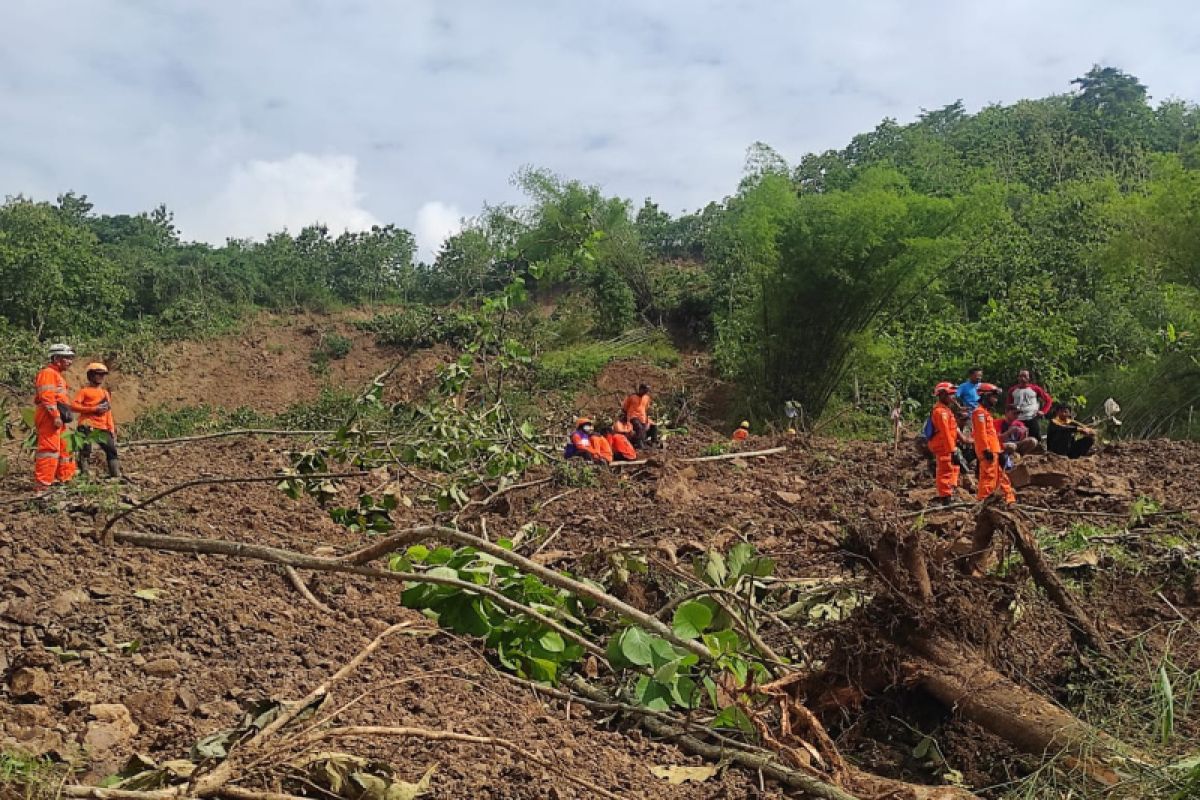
[
  {"left": 711, "top": 705, "right": 755, "bottom": 733},
  {"left": 405, "top": 544, "right": 431, "bottom": 563},
  {"left": 538, "top": 631, "right": 565, "bottom": 653},
  {"left": 672, "top": 600, "right": 714, "bottom": 640},
  {"left": 619, "top": 627, "right": 655, "bottom": 666},
  {"left": 726, "top": 542, "right": 754, "bottom": 579}
]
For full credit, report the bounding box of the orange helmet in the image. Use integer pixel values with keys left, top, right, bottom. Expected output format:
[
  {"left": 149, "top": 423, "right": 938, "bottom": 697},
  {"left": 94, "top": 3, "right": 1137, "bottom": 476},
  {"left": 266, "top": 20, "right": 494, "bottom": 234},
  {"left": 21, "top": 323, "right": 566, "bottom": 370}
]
[
  {"left": 86, "top": 362, "right": 109, "bottom": 374},
  {"left": 933, "top": 381, "right": 956, "bottom": 396},
  {"left": 575, "top": 417, "right": 592, "bottom": 428},
  {"left": 978, "top": 382, "right": 1001, "bottom": 394}
]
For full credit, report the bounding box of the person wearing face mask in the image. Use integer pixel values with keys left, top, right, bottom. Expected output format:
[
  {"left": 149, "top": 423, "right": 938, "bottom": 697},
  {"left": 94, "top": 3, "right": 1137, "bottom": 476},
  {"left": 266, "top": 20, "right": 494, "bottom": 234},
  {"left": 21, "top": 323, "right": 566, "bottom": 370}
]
[{"left": 564, "top": 417, "right": 601, "bottom": 462}]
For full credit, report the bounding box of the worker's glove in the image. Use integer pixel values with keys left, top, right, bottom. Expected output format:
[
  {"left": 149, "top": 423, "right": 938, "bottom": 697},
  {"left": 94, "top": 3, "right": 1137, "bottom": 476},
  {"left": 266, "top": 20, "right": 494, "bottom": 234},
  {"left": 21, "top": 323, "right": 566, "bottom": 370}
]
[
  {"left": 983, "top": 450, "right": 995, "bottom": 463},
  {"left": 56, "top": 402, "right": 75, "bottom": 423},
  {"left": 93, "top": 400, "right": 110, "bottom": 412}
]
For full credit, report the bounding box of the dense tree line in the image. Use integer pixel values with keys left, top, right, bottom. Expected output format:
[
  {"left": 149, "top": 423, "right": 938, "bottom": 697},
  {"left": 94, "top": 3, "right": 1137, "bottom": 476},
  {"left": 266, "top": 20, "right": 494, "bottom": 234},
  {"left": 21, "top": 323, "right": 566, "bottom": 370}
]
[{"left": 4, "top": 66, "right": 1199, "bottom": 435}]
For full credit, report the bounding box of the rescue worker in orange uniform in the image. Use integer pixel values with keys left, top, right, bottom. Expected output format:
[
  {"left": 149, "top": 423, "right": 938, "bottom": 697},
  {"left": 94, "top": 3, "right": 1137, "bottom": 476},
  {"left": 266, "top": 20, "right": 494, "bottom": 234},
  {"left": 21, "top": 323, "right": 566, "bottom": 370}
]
[
  {"left": 971, "top": 384, "right": 1016, "bottom": 504},
  {"left": 607, "top": 425, "right": 638, "bottom": 461},
  {"left": 929, "top": 382, "right": 960, "bottom": 506},
  {"left": 732, "top": 421, "right": 750, "bottom": 442},
  {"left": 564, "top": 418, "right": 601, "bottom": 462},
  {"left": 32, "top": 343, "right": 103, "bottom": 491},
  {"left": 622, "top": 384, "right": 659, "bottom": 448},
  {"left": 74, "top": 363, "right": 121, "bottom": 479},
  {"left": 591, "top": 428, "right": 614, "bottom": 464}
]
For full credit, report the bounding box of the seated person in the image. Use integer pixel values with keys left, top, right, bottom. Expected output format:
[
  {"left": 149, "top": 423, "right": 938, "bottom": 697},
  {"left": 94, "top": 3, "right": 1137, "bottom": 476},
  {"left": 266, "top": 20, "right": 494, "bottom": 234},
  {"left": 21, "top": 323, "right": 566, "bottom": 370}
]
[
  {"left": 1046, "top": 404, "right": 1095, "bottom": 459},
  {"left": 604, "top": 424, "right": 638, "bottom": 462},
  {"left": 622, "top": 384, "right": 660, "bottom": 447},
  {"left": 998, "top": 407, "right": 1039, "bottom": 455},
  {"left": 732, "top": 420, "right": 750, "bottom": 442},
  {"left": 564, "top": 418, "right": 601, "bottom": 462},
  {"left": 591, "top": 426, "right": 614, "bottom": 464}
]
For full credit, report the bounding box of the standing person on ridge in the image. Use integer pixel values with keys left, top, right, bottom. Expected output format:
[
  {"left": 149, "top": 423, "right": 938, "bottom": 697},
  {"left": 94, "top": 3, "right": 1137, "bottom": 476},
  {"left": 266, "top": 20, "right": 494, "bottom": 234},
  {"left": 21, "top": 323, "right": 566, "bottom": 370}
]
[
  {"left": 1004, "top": 369, "right": 1054, "bottom": 442},
  {"left": 972, "top": 384, "right": 1016, "bottom": 504},
  {"left": 74, "top": 363, "right": 121, "bottom": 479},
  {"left": 955, "top": 367, "right": 984, "bottom": 413},
  {"left": 622, "top": 384, "right": 659, "bottom": 448},
  {"left": 32, "top": 343, "right": 103, "bottom": 491},
  {"left": 929, "top": 382, "right": 960, "bottom": 506}
]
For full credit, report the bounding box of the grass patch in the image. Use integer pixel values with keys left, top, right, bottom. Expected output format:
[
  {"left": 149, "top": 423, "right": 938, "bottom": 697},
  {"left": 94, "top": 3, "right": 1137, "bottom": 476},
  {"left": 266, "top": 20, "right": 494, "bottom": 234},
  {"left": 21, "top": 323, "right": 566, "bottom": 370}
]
[
  {"left": 0, "top": 750, "right": 67, "bottom": 800},
  {"left": 356, "top": 305, "right": 479, "bottom": 348},
  {"left": 536, "top": 331, "right": 679, "bottom": 389}
]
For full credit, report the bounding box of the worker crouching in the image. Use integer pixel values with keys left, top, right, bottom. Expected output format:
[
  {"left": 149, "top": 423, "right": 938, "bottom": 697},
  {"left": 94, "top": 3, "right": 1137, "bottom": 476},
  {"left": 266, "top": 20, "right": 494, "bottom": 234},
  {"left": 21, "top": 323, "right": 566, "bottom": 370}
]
[{"left": 565, "top": 418, "right": 606, "bottom": 463}]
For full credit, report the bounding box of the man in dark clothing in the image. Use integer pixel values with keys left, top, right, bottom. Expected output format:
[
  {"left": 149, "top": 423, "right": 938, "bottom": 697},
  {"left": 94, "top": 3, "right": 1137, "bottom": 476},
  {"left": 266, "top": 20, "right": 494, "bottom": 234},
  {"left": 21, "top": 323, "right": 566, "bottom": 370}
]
[
  {"left": 1046, "top": 404, "right": 1095, "bottom": 459},
  {"left": 1004, "top": 370, "right": 1054, "bottom": 442}
]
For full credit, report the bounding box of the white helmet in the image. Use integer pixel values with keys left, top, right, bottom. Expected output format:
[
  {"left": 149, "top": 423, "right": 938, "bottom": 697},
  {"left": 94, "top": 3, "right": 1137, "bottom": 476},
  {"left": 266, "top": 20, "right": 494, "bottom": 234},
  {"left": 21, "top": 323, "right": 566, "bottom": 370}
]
[{"left": 48, "top": 343, "right": 76, "bottom": 359}]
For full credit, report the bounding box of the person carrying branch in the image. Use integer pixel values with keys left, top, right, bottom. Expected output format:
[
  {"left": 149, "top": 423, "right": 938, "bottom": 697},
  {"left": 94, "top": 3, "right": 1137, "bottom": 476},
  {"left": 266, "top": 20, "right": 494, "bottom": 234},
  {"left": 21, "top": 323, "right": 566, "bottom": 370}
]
[
  {"left": 929, "top": 382, "right": 961, "bottom": 506},
  {"left": 74, "top": 362, "right": 121, "bottom": 479},
  {"left": 972, "top": 384, "right": 1016, "bottom": 504}
]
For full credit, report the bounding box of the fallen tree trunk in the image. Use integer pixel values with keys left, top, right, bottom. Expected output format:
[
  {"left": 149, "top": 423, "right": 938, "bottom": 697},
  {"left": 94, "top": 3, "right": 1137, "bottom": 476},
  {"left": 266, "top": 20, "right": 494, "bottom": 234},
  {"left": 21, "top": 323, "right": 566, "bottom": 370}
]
[
  {"left": 907, "top": 634, "right": 1145, "bottom": 784},
  {"left": 610, "top": 446, "right": 788, "bottom": 468}
]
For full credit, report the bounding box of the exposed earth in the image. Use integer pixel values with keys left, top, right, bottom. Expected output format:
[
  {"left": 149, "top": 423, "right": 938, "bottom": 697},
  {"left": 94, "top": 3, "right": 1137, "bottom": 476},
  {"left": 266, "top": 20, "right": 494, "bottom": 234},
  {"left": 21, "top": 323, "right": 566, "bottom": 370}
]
[{"left": 2, "top": 336, "right": 1198, "bottom": 799}]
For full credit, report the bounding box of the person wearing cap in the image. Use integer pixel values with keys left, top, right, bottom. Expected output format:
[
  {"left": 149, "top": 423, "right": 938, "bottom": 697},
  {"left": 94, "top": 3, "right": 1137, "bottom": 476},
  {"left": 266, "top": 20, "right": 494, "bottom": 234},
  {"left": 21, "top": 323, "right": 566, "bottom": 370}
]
[
  {"left": 564, "top": 418, "right": 601, "bottom": 462},
  {"left": 732, "top": 421, "right": 750, "bottom": 442},
  {"left": 74, "top": 363, "right": 121, "bottom": 479},
  {"left": 971, "top": 384, "right": 1016, "bottom": 504},
  {"left": 32, "top": 343, "right": 104, "bottom": 490},
  {"left": 929, "top": 381, "right": 960, "bottom": 505}
]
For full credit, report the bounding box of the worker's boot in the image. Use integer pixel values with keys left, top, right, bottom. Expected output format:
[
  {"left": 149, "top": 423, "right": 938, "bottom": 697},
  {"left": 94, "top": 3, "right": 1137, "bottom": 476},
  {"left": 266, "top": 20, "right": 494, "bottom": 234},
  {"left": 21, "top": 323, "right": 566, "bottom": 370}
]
[{"left": 106, "top": 458, "right": 122, "bottom": 480}]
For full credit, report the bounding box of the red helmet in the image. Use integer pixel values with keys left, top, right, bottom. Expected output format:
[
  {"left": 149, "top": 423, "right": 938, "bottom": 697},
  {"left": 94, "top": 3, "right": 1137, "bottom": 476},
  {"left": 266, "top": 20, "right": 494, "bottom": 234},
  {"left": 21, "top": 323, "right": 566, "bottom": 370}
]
[
  {"left": 933, "top": 381, "right": 956, "bottom": 396},
  {"left": 978, "top": 383, "right": 1001, "bottom": 395}
]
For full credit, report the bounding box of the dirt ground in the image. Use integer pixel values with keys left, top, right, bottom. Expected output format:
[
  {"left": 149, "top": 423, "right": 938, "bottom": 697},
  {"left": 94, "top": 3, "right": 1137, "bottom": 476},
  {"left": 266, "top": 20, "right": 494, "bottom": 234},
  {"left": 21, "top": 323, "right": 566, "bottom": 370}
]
[{"left": 2, "top": 354, "right": 1199, "bottom": 798}]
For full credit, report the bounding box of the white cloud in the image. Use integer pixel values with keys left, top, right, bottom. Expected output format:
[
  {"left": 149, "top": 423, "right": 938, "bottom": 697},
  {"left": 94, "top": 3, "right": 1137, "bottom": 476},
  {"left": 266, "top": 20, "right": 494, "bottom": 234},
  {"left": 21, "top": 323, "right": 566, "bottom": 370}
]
[
  {"left": 186, "top": 153, "right": 380, "bottom": 243},
  {"left": 414, "top": 201, "right": 464, "bottom": 262},
  {"left": 2, "top": 1, "right": 1200, "bottom": 239}
]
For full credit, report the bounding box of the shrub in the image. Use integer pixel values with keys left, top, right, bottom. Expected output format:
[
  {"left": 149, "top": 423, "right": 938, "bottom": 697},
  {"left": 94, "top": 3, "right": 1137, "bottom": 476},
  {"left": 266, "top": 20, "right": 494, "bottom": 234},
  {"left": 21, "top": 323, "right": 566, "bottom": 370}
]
[
  {"left": 536, "top": 332, "right": 679, "bottom": 389},
  {"left": 356, "top": 305, "right": 479, "bottom": 348}
]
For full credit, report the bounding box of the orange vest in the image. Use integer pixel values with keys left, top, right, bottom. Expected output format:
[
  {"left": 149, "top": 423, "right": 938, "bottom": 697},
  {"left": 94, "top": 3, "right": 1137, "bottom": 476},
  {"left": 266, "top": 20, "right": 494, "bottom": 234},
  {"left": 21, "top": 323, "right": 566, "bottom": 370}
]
[
  {"left": 75, "top": 386, "right": 115, "bottom": 433},
  {"left": 732, "top": 428, "right": 748, "bottom": 442}
]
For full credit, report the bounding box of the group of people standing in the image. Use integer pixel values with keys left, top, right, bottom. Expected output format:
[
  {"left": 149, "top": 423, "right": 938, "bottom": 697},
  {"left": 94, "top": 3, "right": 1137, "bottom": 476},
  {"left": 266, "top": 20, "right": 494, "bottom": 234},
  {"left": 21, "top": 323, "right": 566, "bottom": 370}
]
[
  {"left": 31, "top": 343, "right": 120, "bottom": 491},
  {"left": 924, "top": 367, "right": 1098, "bottom": 505},
  {"left": 565, "top": 384, "right": 660, "bottom": 464}
]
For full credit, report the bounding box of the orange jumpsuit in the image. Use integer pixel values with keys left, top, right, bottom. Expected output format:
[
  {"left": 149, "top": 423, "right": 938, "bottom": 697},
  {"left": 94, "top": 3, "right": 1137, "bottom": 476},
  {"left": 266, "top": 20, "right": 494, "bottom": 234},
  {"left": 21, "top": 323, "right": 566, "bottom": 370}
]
[
  {"left": 33, "top": 365, "right": 80, "bottom": 487},
  {"left": 591, "top": 435, "right": 613, "bottom": 464},
  {"left": 972, "top": 406, "right": 1016, "bottom": 503},
  {"left": 929, "top": 404, "right": 959, "bottom": 499},
  {"left": 608, "top": 432, "right": 637, "bottom": 461}
]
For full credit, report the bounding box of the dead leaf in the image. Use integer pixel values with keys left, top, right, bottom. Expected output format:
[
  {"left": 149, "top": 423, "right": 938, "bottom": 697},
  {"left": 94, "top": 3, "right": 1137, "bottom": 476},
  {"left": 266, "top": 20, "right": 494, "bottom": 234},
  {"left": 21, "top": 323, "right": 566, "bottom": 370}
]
[
  {"left": 650, "top": 764, "right": 718, "bottom": 785},
  {"left": 133, "top": 588, "right": 164, "bottom": 601},
  {"left": 1057, "top": 550, "right": 1100, "bottom": 570}
]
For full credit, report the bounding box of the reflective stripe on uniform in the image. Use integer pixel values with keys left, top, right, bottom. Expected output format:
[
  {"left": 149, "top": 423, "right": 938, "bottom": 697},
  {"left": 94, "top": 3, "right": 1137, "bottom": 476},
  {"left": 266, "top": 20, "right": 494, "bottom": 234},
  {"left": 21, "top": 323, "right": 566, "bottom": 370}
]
[
  {"left": 35, "top": 451, "right": 60, "bottom": 460},
  {"left": 36, "top": 384, "right": 61, "bottom": 392},
  {"left": 59, "top": 456, "right": 75, "bottom": 464}
]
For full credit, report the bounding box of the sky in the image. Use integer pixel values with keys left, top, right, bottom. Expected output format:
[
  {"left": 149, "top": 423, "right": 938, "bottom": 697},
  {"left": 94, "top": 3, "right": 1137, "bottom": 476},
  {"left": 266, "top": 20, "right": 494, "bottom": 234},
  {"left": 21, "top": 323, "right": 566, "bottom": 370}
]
[{"left": 3, "top": 1, "right": 1199, "bottom": 260}]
